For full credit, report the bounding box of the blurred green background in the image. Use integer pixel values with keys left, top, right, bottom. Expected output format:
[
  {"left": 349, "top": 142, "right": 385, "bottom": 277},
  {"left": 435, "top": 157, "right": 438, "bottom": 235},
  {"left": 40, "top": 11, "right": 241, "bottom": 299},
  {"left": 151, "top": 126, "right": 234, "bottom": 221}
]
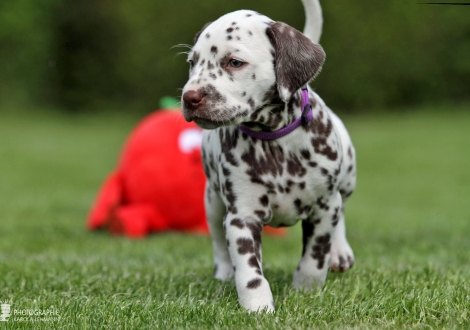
[{"left": 1, "top": 0, "right": 469, "bottom": 112}]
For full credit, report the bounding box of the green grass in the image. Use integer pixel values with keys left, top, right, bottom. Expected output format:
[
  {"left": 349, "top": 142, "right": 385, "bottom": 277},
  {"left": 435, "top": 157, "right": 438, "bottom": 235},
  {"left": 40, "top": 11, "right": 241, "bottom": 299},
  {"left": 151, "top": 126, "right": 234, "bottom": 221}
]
[{"left": 0, "top": 105, "right": 469, "bottom": 329}]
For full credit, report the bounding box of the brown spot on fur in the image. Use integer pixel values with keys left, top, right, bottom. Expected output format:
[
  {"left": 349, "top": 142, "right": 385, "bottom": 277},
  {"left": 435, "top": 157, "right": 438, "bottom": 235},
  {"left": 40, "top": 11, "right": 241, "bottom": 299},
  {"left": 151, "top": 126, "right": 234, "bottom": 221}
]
[
  {"left": 331, "top": 207, "right": 340, "bottom": 226},
  {"left": 316, "top": 197, "right": 329, "bottom": 211},
  {"left": 246, "top": 221, "right": 262, "bottom": 261},
  {"left": 334, "top": 165, "right": 341, "bottom": 176},
  {"left": 294, "top": 198, "right": 303, "bottom": 215},
  {"left": 230, "top": 218, "right": 244, "bottom": 229},
  {"left": 219, "top": 128, "right": 239, "bottom": 166},
  {"left": 310, "top": 117, "right": 338, "bottom": 161},
  {"left": 242, "top": 145, "right": 284, "bottom": 180},
  {"left": 192, "top": 51, "right": 200, "bottom": 66},
  {"left": 301, "top": 220, "right": 315, "bottom": 257},
  {"left": 194, "top": 22, "right": 213, "bottom": 43},
  {"left": 222, "top": 166, "right": 230, "bottom": 176},
  {"left": 300, "top": 149, "right": 311, "bottom": 160},
  {"left": 286, "top": 153, "right": 307, "bottom": 177},
  {"left": 254, "top": 210, "right": 271, "bottom": 223},
  {"left": 236, "top": 238, "right": 254, "bottom": 255},
  {"left": 248, "top": 255, "right": 262, "bottom": 275},
  {"left": 224, "top": 178, "right": 237, "bottom": 214},
  {"left": 200, "top": 84, "right": 227, "bottom": 104},
  {"left": 311, "top": 234, "right": 331, "bottom": 269},
  {"left": 348, "top": 146, "right": 353, "bottom": 159},
  {"left": 259, "top": 195, "right": 269, "bottom": 207},
  {"left": 246, "top": 278, "right": 262, "bottom": 289}
]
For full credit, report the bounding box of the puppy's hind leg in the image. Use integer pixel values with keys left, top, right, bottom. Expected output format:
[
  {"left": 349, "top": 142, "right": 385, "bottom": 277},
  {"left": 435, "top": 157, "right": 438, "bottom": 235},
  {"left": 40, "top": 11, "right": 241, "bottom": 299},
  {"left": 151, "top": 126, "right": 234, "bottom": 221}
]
[
  {"left": 293, "top": 192, "right": 342, "bottom": 290},
  {"left": 205, "top": 184, "right": 233, "bottom": 281},
  {"left": 330, "top": 159, "right": 356, "bottom": 272},
  {"left": 329, "top": 206, "right": 355, "bottom": 272}
]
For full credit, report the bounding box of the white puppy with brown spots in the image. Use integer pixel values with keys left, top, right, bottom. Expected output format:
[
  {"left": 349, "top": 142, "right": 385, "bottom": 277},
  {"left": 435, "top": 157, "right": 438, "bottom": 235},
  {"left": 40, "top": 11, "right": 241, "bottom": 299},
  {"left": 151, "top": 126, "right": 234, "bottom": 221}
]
[{"left": 181, "top": 0, "right": 356, "bottom": 312}]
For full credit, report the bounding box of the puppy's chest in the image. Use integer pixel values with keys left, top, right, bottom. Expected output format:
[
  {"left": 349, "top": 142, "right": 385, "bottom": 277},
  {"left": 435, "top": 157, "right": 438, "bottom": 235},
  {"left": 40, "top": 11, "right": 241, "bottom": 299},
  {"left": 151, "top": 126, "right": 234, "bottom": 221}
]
[{"left": 203, "top": 128, "right": 340, "bottom": 223}]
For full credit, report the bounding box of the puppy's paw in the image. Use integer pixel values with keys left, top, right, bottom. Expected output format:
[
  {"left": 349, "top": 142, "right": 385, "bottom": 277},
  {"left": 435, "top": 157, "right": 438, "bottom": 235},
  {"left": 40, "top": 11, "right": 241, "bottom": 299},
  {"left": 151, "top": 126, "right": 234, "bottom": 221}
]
[
  {"left": 214, "top": 262, "right": 234, "bottom": 281},
  {"left": 329, "top": 238, "right": 354, "bottom": 272},
  {"left": 238, "top": 278, "right": 275, "bottom": 313},
  {"left": 246, "top": 303, "right": 275, "bottom": 313}
]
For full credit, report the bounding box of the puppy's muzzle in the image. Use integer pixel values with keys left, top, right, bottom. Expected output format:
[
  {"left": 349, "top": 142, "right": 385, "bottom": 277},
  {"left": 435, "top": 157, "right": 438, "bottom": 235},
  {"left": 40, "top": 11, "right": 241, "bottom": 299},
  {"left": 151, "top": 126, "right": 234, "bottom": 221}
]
[{"left": 182, "top": 90, "right": 222, "bottom": 129}]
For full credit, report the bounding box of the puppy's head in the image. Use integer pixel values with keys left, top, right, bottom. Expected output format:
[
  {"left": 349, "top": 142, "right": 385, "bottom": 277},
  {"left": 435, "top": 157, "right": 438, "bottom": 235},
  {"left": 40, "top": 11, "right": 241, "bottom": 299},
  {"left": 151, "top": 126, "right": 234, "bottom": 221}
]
[{"left": 181, "top": 10, "right": 325, "bottom": 129}]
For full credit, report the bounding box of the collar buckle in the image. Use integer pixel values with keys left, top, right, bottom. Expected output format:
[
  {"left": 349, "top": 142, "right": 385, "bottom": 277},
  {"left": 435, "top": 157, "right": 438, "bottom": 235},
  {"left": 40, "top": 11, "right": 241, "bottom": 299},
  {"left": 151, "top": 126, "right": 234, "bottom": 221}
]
[{"left": 301, "top": 104, "right": 312, "bottom": 126}]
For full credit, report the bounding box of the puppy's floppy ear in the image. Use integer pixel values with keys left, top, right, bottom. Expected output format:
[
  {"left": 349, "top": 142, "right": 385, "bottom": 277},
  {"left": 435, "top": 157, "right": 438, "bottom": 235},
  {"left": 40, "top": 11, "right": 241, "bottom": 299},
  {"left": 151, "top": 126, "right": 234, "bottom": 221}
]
[
  {"left": 194, "top": 22, "right": 213, "bottom": 44},
  {"left": 266, "top": 22, "right": 325, "bottom": 102}
]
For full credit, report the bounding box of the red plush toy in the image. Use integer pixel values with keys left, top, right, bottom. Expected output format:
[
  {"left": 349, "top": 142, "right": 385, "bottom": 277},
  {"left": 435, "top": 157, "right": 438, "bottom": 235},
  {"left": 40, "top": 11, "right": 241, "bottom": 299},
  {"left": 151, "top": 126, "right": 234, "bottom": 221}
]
[{"left": 87, "top": 109, "right": 285, "bottom": 238}]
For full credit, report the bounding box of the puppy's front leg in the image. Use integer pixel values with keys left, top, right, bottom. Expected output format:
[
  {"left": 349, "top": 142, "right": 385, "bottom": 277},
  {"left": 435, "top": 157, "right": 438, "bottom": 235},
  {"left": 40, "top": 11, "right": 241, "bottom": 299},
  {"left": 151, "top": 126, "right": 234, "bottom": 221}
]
[
  {"left": 205, "top": 184, "right": 234, "bottom": 281},
  {"left": 293, "top": 192, "right": 342, "bottom": 289},
  {"left": 225, "top": 214, "right": 274, "bottom": 312}
]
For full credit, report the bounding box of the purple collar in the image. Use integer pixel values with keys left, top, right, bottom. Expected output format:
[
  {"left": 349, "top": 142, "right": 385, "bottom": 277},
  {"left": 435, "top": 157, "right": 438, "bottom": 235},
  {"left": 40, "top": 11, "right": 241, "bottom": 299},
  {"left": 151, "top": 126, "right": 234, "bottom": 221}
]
[{"left": 238, "top": 86, "right": 313, "bottom": 140}]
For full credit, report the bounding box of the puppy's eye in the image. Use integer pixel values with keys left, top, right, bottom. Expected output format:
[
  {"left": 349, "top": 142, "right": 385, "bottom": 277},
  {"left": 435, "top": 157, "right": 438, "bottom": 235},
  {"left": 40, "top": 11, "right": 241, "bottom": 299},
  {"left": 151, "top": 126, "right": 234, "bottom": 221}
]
[
  {"left": 228, "top": 59, "right": 244, "bottom": 68},
  {"left": 188, "top": 59, "right": 194, "bottom": 68}
]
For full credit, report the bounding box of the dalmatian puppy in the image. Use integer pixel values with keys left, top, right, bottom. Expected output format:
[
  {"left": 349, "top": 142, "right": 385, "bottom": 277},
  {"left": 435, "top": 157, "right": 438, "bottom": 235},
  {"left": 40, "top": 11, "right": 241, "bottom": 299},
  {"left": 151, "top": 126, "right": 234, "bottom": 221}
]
[{"left": 181, "top": 1, "right": 356, "bottom": 312}]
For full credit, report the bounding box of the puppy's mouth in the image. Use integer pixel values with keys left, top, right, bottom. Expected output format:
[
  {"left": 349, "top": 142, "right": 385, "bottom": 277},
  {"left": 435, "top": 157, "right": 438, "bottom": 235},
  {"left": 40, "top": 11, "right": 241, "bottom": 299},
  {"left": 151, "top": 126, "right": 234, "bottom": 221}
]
[
  {"left": 192, "top": 117, "right": 226, "bottom": 129},
  {"left": 185, "top": 110, "right": 248, "bottom": 130}
]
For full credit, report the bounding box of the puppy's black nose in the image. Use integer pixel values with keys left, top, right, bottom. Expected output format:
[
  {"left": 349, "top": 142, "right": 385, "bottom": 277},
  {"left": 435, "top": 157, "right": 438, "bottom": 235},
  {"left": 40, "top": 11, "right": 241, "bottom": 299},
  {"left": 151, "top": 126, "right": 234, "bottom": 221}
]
[{"left": 183, "top": 90, "right": 203, "bottom": 111}]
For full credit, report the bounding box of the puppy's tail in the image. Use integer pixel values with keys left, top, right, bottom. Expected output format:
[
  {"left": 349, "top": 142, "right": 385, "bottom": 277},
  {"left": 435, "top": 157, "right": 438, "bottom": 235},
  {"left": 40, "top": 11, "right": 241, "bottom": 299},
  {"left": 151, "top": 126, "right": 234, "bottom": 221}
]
[{"left": 301, "top": 0, "right": 323, "bottom": 44}]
